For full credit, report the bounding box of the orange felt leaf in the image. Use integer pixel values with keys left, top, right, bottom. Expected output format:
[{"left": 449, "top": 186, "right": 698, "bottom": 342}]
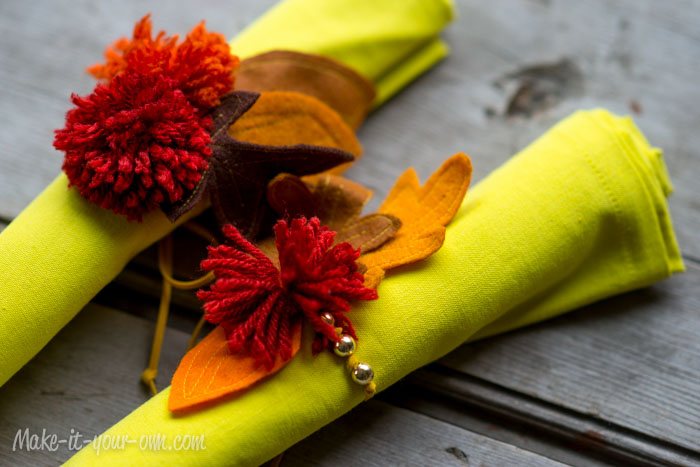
[
  {"left": 228, "top": 91, "right": 362, "bottom": 174},
  {"left": 168, "top": 321, "right": 302, "bottom": 412},
  {"left": 360, "top": 153, "right": 472, "bottom": 277},
  {"left": 362, "top": 266, "right": 385, "bottom": 290}
]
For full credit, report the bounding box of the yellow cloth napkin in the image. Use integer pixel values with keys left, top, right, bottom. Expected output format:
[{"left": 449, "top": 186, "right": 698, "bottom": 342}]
[
  {"left": 0, "top": 0, "right": 455, "bottom": 388},
  {"left": 63, "top": 109, "right": 683, "bottom": 466},
  {"left": 0, "top": 180, "right": 206, "bottom": 386},
  {"left": 231, "top": 0, "right": 455, "bottom": 104}
]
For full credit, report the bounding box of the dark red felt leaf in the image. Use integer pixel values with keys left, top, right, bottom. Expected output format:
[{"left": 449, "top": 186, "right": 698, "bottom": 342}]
[{"left": 267, "top": 173, "right": 317, "bottom": 219}]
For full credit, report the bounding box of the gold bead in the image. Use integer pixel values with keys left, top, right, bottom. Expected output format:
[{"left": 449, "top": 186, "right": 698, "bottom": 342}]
[
  {"left": 334, "top": 335, "right": 356, "bottom": 357},
  {"left": 351, "top": 362, "right": 374, "bottom": 385},
  {"left": 320, "top": 312, "right": 335, "bottom": 326}
]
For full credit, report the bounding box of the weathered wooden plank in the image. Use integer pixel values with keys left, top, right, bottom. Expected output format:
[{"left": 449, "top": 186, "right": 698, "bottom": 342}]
[
  {"left": 431, "top": 262, "right": 700, "bottom": 464},
  {"left": 379, "top": 382, "right": 621, "bottom": 467},
  {"left": 390, "top": 368, "right": 700, "bottom": 467},
  {"left": 282, "top": 400, "right": 568, "bottom": 467}
]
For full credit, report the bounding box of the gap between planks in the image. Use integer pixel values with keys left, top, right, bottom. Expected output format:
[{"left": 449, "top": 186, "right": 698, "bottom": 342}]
[{"left": 387, "top": 367, "right": 700, "bottom": 467}]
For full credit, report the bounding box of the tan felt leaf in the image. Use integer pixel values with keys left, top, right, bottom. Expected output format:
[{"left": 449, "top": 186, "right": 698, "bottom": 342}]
[
  {"left": 361, "top": 153, "right": 472, "bottom": 277},
  {"left": 335, "top": 213, "right": 402, "bottom": 253},
  {"left": 228, "top": 91, "right": 362, "bottom": 175},
  {"left": 307, "top": 174, "right": 373, "bottom": 231},
  {"left": 261, "top": 173, "right": 376, "bottom": 266},
  {"left": 235, "top": 50, "right": 376, "bottom": 130}
]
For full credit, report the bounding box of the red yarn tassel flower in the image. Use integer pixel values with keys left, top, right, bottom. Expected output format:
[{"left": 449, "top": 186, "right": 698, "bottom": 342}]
[
  {"left": 54, "top": 71, "right": 212, "bottom": 221},
  {"left": 198, "top": 218, "right": 378, "bottom": 369}
]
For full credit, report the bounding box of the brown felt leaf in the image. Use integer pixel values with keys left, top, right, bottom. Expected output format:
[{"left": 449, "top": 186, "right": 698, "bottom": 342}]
[
  {"left": 228, "top": 91, "right": 362, "bottom": 175},
  {"left": 166, "top": 91, "right": 357, "bottom": 239},
  {"left": 235, "top": 50, "right": 376, "bottom": 130},
  {"left": 360, "top": 153, "right": 473, "bottom": 287}
]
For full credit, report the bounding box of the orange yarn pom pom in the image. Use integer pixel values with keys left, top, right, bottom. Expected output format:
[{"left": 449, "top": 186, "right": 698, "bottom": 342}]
[{"left": 87, "top": 14, "right": 238, "bottom": 110}]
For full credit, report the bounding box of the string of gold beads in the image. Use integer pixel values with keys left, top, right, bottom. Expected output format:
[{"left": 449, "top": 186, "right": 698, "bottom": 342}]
[{"left": 320, "top": 312, "right": 376, "bottom": 399}]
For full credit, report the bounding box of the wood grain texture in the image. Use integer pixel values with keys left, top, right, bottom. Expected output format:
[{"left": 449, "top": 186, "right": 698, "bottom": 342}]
[
  {"left": 282, "top": 400, "right": 568, "bottom": 467},
  {"left": 351, "top": 0, "right": 700, "bottom": 259}
]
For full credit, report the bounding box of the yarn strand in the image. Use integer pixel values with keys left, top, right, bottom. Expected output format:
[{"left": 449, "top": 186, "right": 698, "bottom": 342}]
[{"left": 142, "top": 222, "right": 217, "bottom": 395}]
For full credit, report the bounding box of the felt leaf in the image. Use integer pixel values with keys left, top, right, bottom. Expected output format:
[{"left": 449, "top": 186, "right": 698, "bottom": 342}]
[
  {"left": 266, "top": 173, "right": 370, "bottom": 229},
  {"left": 166, "top": 90, "right": 357, "bottom": 239},
  {"left": 267, "top": 173, "right": 317, "bottom": 219},
  {"left": 362, "top": 266, "right": 385, "bottom": 290},
  {"left": 309, "top": 174, "right": 373, "bottom": 230},
  {"left": 169, "top": 321, "right": 302, "bottom": 412},
  {"left": 256, "top": 236, "right": 280, "bottom": 269},
  {"left": 335, "top": 213, "right": 402, "bottom": 253},
  {"left": 266, "top": 173, "right": 401, "bottom": 257},
  {"left": 235, "top": 50, "right": 376, "bottom": 130},
  {"left": 163, "top": 90, "right": 261, "bottom": 222},
  {"left": 361, "top": 153, "right": 472, "bottom": 278},
  {"left": 228, "top": 91, "right": 363, "bottom": 175}
]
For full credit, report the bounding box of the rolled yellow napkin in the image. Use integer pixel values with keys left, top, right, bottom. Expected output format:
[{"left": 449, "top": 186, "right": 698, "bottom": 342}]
[
  {"left": 0, "top": 0, "right": 455, "bottom": 387},
  {"left": 63, "top": 109, "right": 683, "bottom": 466},
  {"left": 231, "top": 0, "right": 454, "bottom": 104},
  {"left": 0, "top": 183, "right": 205, "bottom": 386}
]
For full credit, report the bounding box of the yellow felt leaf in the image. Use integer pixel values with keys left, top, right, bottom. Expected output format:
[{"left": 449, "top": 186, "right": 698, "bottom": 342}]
[
  {"left": 228, "top": 91, "right": 362, "bottom": 174},
  {"left": 361, "top": 153, "right": 472, "bottom": 276}
]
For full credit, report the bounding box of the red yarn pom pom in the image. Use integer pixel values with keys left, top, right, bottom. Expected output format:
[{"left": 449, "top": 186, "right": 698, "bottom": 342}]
[
  {"left": 54, "top": 71, "right": 212, "bottom": 221},
  {"left": 88, "top": 15, "right": 238, "bottom": 110},
  {"left": 198, "top": 218, "right": 378, "bottom": 369}
]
